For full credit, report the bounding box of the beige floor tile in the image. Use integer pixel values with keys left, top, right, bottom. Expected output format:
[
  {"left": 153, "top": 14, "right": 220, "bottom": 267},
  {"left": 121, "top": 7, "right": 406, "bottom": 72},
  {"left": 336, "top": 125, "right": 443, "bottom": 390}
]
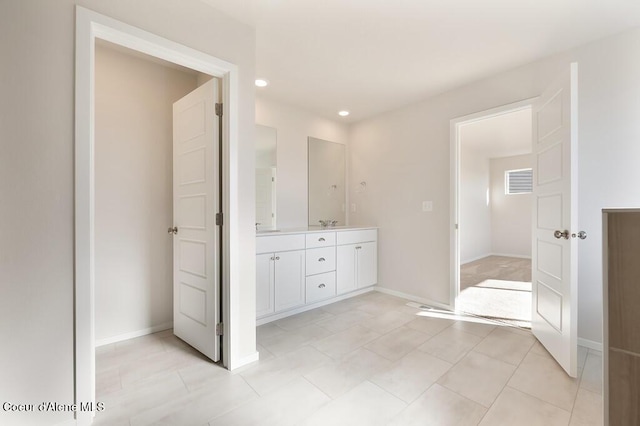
[
  {"left": 437, "top": 351, "right": 516, "bottom": 407},
  {"left": 406, "top": 315, "right": 455, "bottom": 336},
  {"left": 131, "top": 375, "right": 257, "bottom": 426},
  {"left": 358, "top": 310, "right": 415, "bottom": 334},
  {"left": 364, "top": 326, "right": 432, "bottom": 361},
  {"left": 300, "top": 381, "right": 407, "bottom": 426},
  {"left": 569, "top": 387, "right": 603, "bottom": 426},
  {"left": 256, "top": 344, "right": 275, "bottom": 362},
  {"left": 417, "top": 326, "right": 482, "bottom": 363},
  {"left": 259, "top": 323, "right": 333, "bottom": 356},
  {"left": 315, "top": 309, "right": 374, "bottom": 333},
  {"left": 320, "top": 297, "right": 368, "bottom": 315},
  {"left": 450, "top": 320, "right": 497, "bottom": 337},
  {"left": 256, "top": 322, "right": 286, "bottom": 342},
  {"left": 578, "top": 346, "right": 589, "bottom": 369},
  {"left": 479, "top": 386, "right": 571, "bottom": 426},
  {"left": 177, "top": 361, "right": 233, "bottom": 392},
  {"left": 580, "top": 351, "right": 603, "bottom": 394},
  {"left": 389, "top": 384, "right": 487, "bottom": 426},
  {"left": 119, "top": 346, "right": 210, "bottom": 387},
  {"left": 96, "top": 366, "right": 122, "bottom": 398},
  {"left": 370, "top": 350, "right": 453, "bottom": 403},
  {"left": 312, "top": 324, "right": 381, "bottom": 359},
  {"left": 239, "top": 346, "right": 331, "bottom": 396},
  {"left": 304, "top": 348, "right": 392, "bottom": 398},
  {"left": 508, "top": 351, "right": 580, "bottom": 411},
  {"left": 96, "top": 372, "right": 189, "bottom": 425},
  {"left": 209, "top": 377, "right": 330, "bottom": 426},
  {"left": 474, "top": 326, "right": 535, "bottom": 365},
  {"left": 273, "top": 308, "right": 335, "bottom": 331}
]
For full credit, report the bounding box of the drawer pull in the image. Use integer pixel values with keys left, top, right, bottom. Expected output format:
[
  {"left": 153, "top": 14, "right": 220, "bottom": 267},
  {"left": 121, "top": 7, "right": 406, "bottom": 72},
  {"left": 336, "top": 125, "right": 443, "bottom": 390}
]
[
  {"left": 318, "top": 283, "right": 326, "bottom": 289},
  {"left": 319, "top": 237, "right": 326, "bottom": 242},
  {"left": 318, "top": 257, "right": 326, "bottom": 262},
  {"left": 355, "top": 246, "right": 362, "bottom": 250},
  {"left": 275, "top": 256, "right": 280, "bottom": 260}
]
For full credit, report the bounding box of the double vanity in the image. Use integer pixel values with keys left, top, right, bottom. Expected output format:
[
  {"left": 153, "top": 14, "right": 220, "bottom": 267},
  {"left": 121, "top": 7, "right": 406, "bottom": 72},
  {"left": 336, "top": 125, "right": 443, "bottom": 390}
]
[{"left": 256, "top": 227, "right": 378, "bottom": 324}]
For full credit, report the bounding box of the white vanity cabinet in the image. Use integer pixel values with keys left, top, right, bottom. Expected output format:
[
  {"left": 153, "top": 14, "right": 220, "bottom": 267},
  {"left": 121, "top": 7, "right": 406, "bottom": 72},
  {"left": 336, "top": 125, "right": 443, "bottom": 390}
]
[
  {"left": 256, "top": 234, "right": 306, "bottom": 319},
  {"left": 336, "top": 230, "right": 378, "bottom": 294},
  {"left": 256, "top": 227, "right": 377, "bottom": 323}
]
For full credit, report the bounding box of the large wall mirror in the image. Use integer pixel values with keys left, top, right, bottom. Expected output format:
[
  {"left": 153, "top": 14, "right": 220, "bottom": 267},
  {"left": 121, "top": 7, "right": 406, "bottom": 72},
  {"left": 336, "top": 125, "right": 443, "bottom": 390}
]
[
  {"left": 256, "top": 124, "right": 277, "bottom": 229},
  {"left": 308, "top": 137, "right": 346, "bottom": 226}
]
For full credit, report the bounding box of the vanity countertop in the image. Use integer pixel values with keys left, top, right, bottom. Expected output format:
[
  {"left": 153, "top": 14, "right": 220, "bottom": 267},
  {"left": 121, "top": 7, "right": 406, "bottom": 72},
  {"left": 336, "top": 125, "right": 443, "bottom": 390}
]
[{"left": 256, "top": 225, "right": 377, "bottom": 236}]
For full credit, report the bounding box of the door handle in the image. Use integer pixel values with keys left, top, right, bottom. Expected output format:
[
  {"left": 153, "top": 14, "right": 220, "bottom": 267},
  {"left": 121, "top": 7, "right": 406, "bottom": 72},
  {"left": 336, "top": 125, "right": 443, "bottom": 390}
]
[
  {"left": 553, "top": 230, "right": 569, "bottom": 240},
  {"left": 572, "top": 231, "right": 587, "bottom": 240},
  {"left": 168, "top": 226, "right": 178, "bottom": 235}
]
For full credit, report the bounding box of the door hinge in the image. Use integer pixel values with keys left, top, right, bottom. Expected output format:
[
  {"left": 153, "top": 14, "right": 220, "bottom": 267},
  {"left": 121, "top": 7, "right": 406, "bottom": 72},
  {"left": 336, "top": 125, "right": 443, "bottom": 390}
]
[
  {"left": 215, "top": 103, "right": 223, "bottom": 117},
  {"left": 216, "top": 212, "right": 223, "bottom": 226},
  {"left": 216, "top": 323, "right": 224, "bottom": 336}
]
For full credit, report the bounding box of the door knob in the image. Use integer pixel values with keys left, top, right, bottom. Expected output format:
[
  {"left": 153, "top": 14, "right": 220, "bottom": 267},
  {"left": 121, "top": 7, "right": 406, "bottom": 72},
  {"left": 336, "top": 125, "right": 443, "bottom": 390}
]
[
  {"left": 572, "top": 231, "right": 587, "bottom": 240},
  {"left": 553, "top": 230, "right": 569, "bottom": 240},
  {"left": 168, "top": 226, "right": 178, "bottom": 235}
]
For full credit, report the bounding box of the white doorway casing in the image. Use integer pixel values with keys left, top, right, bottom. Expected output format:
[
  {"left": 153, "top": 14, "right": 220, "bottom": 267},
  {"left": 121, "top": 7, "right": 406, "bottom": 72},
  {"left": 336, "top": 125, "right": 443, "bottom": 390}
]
[
  {"left": 75, "top": 7, "right": 243, "bottom": 425},
  {"left": 449, "top": 98, "right": 537, "bottom": 308}
]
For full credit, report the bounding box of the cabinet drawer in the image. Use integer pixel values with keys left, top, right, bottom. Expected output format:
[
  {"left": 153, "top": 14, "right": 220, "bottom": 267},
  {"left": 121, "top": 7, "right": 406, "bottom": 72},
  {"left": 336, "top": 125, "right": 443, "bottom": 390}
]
[
  {"left": 256, "top": 234, "right": 305, "bottom": 254},
  {"left": 306, "top": 247, "right": 336, "bottom": 276},
  {"left": 306, "top": 272, "right": 336, "bottom": 304},
  {"left": 336, "top": 229, "right": 377, "bottom": 245},
  {"left": 306, "top": 232, "right": 336, "bottom": 248}
]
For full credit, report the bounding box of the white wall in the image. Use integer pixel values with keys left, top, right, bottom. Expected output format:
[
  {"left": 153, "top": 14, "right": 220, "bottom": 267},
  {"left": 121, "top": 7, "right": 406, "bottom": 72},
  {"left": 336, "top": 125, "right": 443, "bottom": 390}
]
[
  {"left": 94, "top": 44, "right": 198, "bottom": 344},
  {"left": 350, "top": 26, "right": 640, "bottom": 345},
  {"left": 490, "top": 154, "right": 533, "bottom": 258},
  {"left": 459, "top": 148, "right": 492, "bottom": 264},
  {"left": 0, "top": 1, "right": 255, "bottom": 424},
  {"left": 255, "top": 96, "right": 348, "bottom": 228}
]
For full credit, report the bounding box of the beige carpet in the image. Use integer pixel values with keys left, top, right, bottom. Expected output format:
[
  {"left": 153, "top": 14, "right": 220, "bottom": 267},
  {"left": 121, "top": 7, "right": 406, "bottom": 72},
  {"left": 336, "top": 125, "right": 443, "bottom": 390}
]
[{"left": 458, "top": 256, "right": 532, "bottom": 328}]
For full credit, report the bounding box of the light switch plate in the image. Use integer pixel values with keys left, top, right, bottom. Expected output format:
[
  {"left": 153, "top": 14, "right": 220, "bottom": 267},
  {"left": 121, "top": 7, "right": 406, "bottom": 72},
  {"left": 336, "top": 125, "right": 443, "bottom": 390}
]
[{"left": 422, "top": 201, "right": 433, "bottom": 212}]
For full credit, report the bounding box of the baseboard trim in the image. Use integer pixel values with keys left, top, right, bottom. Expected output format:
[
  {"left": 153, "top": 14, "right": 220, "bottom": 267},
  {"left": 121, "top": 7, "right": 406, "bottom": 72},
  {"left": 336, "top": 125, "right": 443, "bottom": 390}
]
[
  {"left": 95, "top": 321, "right": 173, "bottom": 347},
  {"left": 490, "top": 252, "right": 532, "bottom": 260},
  {"left": 374, "top": 286, "right": 453, "bottom": 311},
  {"left": 578, "top": 337, "right": 603, "bottom": 352},
  {"left": 229, "top": 351, "right": 259, "bottom": 371},
  {"left": 256, "top": 287, "right": 375, "bottom": 326}
]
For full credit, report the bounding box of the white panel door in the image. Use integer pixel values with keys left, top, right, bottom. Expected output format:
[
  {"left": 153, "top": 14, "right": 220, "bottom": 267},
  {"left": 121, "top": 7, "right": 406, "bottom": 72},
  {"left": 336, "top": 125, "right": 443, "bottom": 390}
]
[
  {"left": 531, "top": 63, "right": 578, "bottom": 377},
  {"left": 172, "top": 78, "right": 220, "bottom": 361}
]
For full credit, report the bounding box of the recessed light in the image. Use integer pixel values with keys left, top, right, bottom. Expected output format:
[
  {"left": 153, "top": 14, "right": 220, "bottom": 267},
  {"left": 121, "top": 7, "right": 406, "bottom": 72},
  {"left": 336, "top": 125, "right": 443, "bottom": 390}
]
[
  {"left": 255, "top": 79, "right": 269, "bottom": 87},
  {"left": 338, "top": 110, "right": 350, "bottom": 117}
]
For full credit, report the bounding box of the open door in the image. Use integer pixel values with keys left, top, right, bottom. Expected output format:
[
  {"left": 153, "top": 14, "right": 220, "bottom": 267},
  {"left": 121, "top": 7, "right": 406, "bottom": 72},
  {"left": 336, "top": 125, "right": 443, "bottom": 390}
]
[
  {"left": 531, "top": 63, "right": 579, "bottom": 377},
  {"left": 171, "top": 78, "right": 221, "bottom": 362}
]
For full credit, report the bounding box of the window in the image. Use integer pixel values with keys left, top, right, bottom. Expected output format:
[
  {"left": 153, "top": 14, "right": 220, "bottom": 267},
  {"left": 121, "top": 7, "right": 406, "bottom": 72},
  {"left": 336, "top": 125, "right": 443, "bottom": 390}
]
[{"left": 505, "top": 168, "right": 533, "bottom": 194}]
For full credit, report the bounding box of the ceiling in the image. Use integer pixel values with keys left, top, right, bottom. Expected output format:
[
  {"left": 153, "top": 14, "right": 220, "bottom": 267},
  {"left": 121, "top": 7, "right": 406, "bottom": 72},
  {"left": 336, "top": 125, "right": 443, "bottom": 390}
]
[
  {"left": 459, "top": 108, "right": 532, "bottom": 159},
  {"left": 200, "top": 0, "right": 640, "bottom": 123}
]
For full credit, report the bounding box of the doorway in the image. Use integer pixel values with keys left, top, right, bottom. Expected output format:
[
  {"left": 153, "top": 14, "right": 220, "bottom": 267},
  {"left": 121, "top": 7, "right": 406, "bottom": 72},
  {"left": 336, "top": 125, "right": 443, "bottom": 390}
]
[
  {"left": 75, "top": 8, "right": 239, "bottom": 425},
  {"left": 450, "top": 101, "right": 535, "bottom": 328}
]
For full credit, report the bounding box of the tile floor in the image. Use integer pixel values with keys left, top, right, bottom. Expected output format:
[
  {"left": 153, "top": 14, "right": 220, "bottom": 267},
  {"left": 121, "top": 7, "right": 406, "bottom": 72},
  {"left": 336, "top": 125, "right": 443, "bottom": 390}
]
[{"left": 94, "top": 291, "right": 602, "bottom": 426}]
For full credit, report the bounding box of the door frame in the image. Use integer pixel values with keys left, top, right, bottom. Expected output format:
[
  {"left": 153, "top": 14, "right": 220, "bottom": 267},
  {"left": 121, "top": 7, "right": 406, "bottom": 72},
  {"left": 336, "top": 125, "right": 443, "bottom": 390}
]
[
  {"left": 449, "top": 98, "right": 537, "bottom": 309},
  {"left": 75, "top": 7, "right": 237, "bottom": 425}
]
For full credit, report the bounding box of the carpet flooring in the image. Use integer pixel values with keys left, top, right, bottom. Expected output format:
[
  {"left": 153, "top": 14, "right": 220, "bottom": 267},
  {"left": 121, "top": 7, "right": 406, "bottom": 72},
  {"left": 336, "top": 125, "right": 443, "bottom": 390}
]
[{"left": 458, "top": 256, "right": 532, "bottom": 328}]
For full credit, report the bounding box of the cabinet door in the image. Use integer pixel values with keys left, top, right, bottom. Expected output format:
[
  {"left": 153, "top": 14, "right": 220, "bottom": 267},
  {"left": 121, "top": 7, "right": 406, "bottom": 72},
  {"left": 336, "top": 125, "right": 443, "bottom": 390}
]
[
  {"left": 357, "top": 241, "right": 378, "bottom": 288},
  {"left": 274, "top": 250, "right": 306, "bottom": 312},
  {"left": 337, "top": 244, "right": 357, "bottom": 295},
  {"left": 256, "top": 253, "right": 275, "bottom": 318}
]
